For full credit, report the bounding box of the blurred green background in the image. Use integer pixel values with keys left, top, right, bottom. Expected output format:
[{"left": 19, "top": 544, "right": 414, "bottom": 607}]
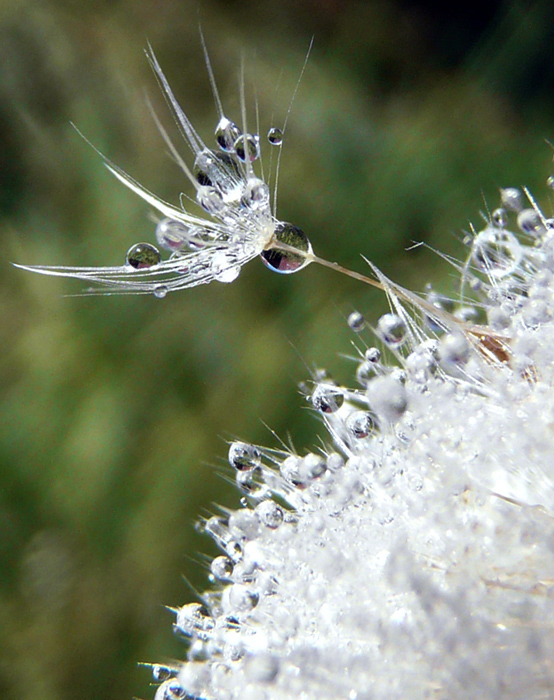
[{"left": 2, "top": 1, "right": 554, "bottom": 698}]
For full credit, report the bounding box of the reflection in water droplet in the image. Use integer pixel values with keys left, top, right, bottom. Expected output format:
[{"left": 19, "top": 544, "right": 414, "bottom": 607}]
[
  {"left": 261, "top": 222, "right": 313, "bottom": 274},
  {"left": 215, "top": 117, "right": 242, "bottom": 152},
  {"left": 234, "top": 133, "right": 260, "bottom": 162},
  {"left": 211, "top": 252, "right": 241, "bottom": 283},
  {"left": 346, "top": 411, "right": 376, "bottom": 438},
  {"left": 125, "top": 242, "right": 161, "bottom": 269},
  {"left": 517, "top": 208, "right": 545, "bottom": 237},
  {"left": 255, "top": 500, "right": 284, "bottom": 528},
  {"left": 197, "top": 186, "right": 225, "bottom": 216},
  {"left": 153, "top": 285, "right": 168, "bottom": 299},
  {"left": 241, "top": 178, "right": 270, "bottom": 210},
  {"left": 229, "top": 442, "right": 262, "bottom": 471},
  {"left": 267, "top": 127, "right": 283, "bottom": 146},
  {"left": 211, "top": 556, "right": 234, "bottom": 581},
  {"left": 376, "top": 314, "right": 407, "bottom": 348},
  {"left": 348, "top": 311, "right": 365, "bottom": 332},
  {"left": 492, "top": 208, "right": 507, "bottom": 228},
  {"left": 155, "top": 218, "right": 191, "bottom": 252},
  {"left": 311, "top": 384, "right": 344, "bottom": 413}
]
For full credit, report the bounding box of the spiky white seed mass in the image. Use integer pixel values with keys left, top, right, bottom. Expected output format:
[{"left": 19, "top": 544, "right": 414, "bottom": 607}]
[{"left": 147, "top": 191, "right": 554, "bottom": 700}]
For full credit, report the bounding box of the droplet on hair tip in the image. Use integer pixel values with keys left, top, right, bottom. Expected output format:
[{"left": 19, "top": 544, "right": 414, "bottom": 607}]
[
  {"left": 125, "top": 242, "right": 161, "bottom": 269},
  {"left": 347, "top": 311, "right": 365, "bottom": 332},
  {"left": 261, "top": 222, "right": 312, "bottom": 274},
  {"left": 267, "top": 127, "right": 283, "bottom": 146},
  {"left": 215, "top": 117, "right": 242, "bottom": 152}
]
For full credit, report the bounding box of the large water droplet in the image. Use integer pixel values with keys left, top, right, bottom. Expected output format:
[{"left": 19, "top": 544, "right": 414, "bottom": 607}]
[
  {"left": 311, "top": 384, "right": 344, "bottom": 413},
  {"left": 194, "top": 149, "right": 241, "bottom": 189},
  {"left": 255, "top": 500, "right": 284, "bottom": 529},
  {"left": 517, "top": 208, "right": 545, "bottom": 237},
  {"left": 155, "top": 218, "right": 192, "bottom": 252},
  {"left": 376, "top": 313, "right": 407, "bottom": 348},
  {"left": 211, "top": 252, "right": 240, "bottom": 283},
  {"left": 346, "top": 410, "right": 376, "bottom": 438},
  {"left": 197, "top": 186, "right": 225, "bottom": 216},
  {"left": 472, "top": 226, "right": 522, "bottom": 278},
  {"left": 215, "top": 117, "right": 242, "bottom": 152},
  {"left": 261, "top": 222, "right": 312, "bottom": 274},
  {"left": 125, "top": 242, "right": 161, "bottom": 269},
  {"left": 267, "top": 127, "right": 283, "bottom": 146},
  {"left": 211, "top": 556, "right": 234, "bottom": 581},
  {"left": 234, "top": 133, "right": 260, "bottom": 162},
  {"left": 174, "top": 603, "right": 214, "bottom": 640},
  {"left": 240, "top": 178, "right": 270, "bottom": 210},
  {"left": 229, "top": 442, "right": 261, "bottom": 471}
]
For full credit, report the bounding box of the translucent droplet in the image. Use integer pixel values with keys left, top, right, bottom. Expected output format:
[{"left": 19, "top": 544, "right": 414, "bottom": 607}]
[
  {"left": 255, "top": 500, "right": 284, "bottom": 528},
  {"left": 215, "top": 117, "right": 242, "bottom": 152},
  {"left": 125, "top": 242, "right": 161, "bottom": 269},
  {"left": 154, "top": 680, "right": 187, "bottom": 700},
  {"left": 492, "top": 208, "right": 507, "bottom": 228},
  {"left": 197, "top": 185, "right": 225, "bottom": 216},
  {"left": 174, "top": 603, "right": 214, "bottom": 640},
  {"left": 376, "top": 313, "right": 407, "bottom": 348},
  {"left": 241, "top": 178, "right": 270, "bottom": 210},
  {"left": 280, "top": 455, "right": 306, "bottom": 488},
  {"left": 517, "top": 208, "right": 545, "bottom": 237},
  {"left": 346, "top": 410, "right": 376, "bottom": 438},
  {"left": 300, "top": 453, "right": 326, "bottom": 480},
  {"left": 234, "top": 133, "right": 260, "bottom": 162},
  {"left": 438, "top": 332, "right": 470, "bottom": 366},
  {"left": 194, "top": 150, "right": 241, "bottom": 190},
  {"left": 152, "top": 665, "right": 176, "bottom": 682},
  {"left": 365, "top": 347, "right": 381, "bottom": 363},
  {"left": 229, "top": 442, "right": 261, "bottom": 471},
  {"left": 311, "top": 384, "right": 344, "bottom": 413},
  {"left": 211, "top": 252, "right": 241, "bottom": 283},
  {"left": 347, "top": 311, "right": 365, "bottom": 332},
  {"left": 326, "top": 453, "right": 345, "bottom": 471},
  {"left": 547, "top": 175, "right": 554, "bottom": 190},
  {"left": 472, "top": 226, "right": 522, "bottom": 278},
  {"left": 211, "top": 555, "right": 234, "bottom": 581},
  {"left": 261, "top": 222, "right": 312, "bottom": 274},
  {"left": 500, "top": 187, "right": 524, "bottom": 212},
  {"left": 267, "top": 127, "right": 283, "bottom": 146},
  {"left": 153, "top": 285, "right": 168, "bottom": 299},
  {"left": 155, "top": 218, "right": 192, "bottom": 252}
]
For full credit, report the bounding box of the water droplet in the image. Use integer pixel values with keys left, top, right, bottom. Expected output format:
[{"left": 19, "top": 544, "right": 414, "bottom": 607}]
[
  {"left": 472, "top": 226, "right": 522, "bottom": 278},
  {"left": 500, "top": 187, "right": 523, "bottom": 212},
  {"left": 547, "top": 175, "right": 554, "bottom": 190},
  {"left": 155, "top": 218, "right": 192, "bottom": 252},
  {"left": 152, "top": 665, "right": 176, "bottom": 682},
  {"left": 211, "top": 556, "right": 234, "bottom": 581},
  {"left": 346, "top": 410, "right": 376, "bottom": 438},
  {"left": 347, "top": 311, "right": 365, "bottom": 332},
  {"left": 311, "top": 384, "right": 344, "bottom": 413},
  {"left": 194, "top": 149, "right": 241, "bottom": 190},
  {"left": 517, "top": 208, "right": 545, "bottom": 237},
  {"left": 267, "top": 127, "right": 283, "bottom": 146},
  {"left": 211, "top": 252, "right": 241, "bottom": 283},
  {"left": 326, "top": 453, "right": 345, "bottom": 471},
  {"left": 365, "top": 347, "right": 381, "bottom": 363},
  {"left": 438, "top": 332, "right": 470, "bottom": 366},
  {"left": 280, "top": 455, "right": 306, "bottom": 488},
  {"left": 229, "top": 442, "right": 261, "bottom": 471},
  {"left": 125, "top": 242, "right": 161, "bottom": 269},
  {"left": 241, "top": 178, "right": 270, "bottom": 210},
  {"left": 174, "top": 603, "right": 214, "bottom": 640},
  {"left": 154, "top": 680, "right": 187, "bottom": 700},
  {"left": 261, "top": 222, "right": 312, "bottom": 274},
  {"left": 301, "top": 453, "right": 327, "bottom": 480},
  {"left": 153, "top": 285, "right": 168, "bottom": 299},
  {"left": 376, "top": 313, "right": 407, "bottom": 348},
  {"left": 492, "top": 208, "right": 508, "bottom": 228},
  {"left": 255, "top": 500, "right": 284, "bottom": 528},
  {"left": 197, "top": 185, "right": 225, "bottom": 216},
  {"left": 215, "top": 117, "right": 242, "bottom": 152},
  {"left": 234, "top": 133, "right": 260, "bottom": 162}
]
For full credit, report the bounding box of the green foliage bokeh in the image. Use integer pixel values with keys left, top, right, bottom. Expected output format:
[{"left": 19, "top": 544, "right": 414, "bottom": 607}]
[{"left": 1, "top": 1, "right": 554, "bottom": 698}]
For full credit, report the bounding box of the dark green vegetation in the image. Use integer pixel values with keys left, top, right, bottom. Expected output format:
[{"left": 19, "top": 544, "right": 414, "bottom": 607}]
[{"left": 1, "top": 1, "right": 554, "bottom": 698}]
